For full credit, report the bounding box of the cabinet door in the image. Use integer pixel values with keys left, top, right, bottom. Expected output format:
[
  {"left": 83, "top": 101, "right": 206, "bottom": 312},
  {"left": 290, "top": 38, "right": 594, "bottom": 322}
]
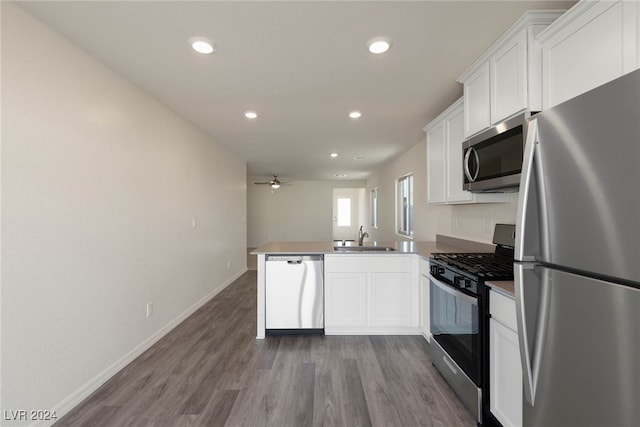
[
  {"left": 444, "top": 104, "right": 473, "bottom": 203},
  {"left": 426, "top": 121, "right": 446, "bottom": 204},
  {"left": 542, "top": 0, "right": 638, "bottom": 108},
  {"left": 419, "top": 274, "right": 430, "bottom": 340},
  {"left": 325, "top": 272, "right": 367, "bottom": 328},
  {"left": 370, "top": 272, "right": 413, "bottom": 327},
  {"left": 490, "top": 318, "right": 523, "bottom": 427},
  {"left": 464, "top": 62, "right": 491, "bottom": 137},
  {"left": 491, "top": 29, "right": 527, "bottom": 123}
]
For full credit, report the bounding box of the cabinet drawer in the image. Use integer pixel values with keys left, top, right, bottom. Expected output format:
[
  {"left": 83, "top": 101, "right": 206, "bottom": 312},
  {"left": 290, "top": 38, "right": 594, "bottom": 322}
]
[
  {"left": 490, "top": 289, "right": 517, "bottom": 331},
  {"left": 430, "top": 339, "right": 481, "bottom": 421}
]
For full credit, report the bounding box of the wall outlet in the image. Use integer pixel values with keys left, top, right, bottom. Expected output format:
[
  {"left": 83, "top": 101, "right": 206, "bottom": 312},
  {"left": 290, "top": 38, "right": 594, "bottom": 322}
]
[
  {"left": 226, "top": 260, "right": 231, "bottom": 269},
  {"left": 191, "top": 217, "right": 196, "bottom": 228},
  {"left": 146, "top": 301, "right": 153, "bottom": 318}
]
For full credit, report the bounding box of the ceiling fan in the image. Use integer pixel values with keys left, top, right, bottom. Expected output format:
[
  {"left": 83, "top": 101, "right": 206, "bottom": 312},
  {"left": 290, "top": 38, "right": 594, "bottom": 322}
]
[{"left": 253, "top": 175, "right": 292, "bottom": 189}]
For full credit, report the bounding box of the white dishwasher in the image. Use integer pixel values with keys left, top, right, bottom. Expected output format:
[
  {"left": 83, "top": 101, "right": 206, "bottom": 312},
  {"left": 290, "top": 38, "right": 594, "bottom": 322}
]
[{"left": 265, "top": 254, "right": 324, "bottom": 334}]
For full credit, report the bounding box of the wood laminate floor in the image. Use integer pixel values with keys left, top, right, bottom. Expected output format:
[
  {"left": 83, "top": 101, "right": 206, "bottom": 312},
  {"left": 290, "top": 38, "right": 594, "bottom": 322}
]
[{"left": 55, "top": 271, "right": 474, "bottom": 427}]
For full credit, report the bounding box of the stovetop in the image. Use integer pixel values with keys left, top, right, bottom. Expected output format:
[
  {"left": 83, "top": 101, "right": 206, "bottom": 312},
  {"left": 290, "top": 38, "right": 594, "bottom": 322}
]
[{"left": 431, "top": 252, "right": 514, "bottom": 281}]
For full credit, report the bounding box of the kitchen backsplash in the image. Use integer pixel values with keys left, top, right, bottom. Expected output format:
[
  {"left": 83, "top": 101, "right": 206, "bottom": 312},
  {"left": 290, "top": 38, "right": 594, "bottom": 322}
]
[{"left": 437, "top": 193, "right": 519, "bottom": 244}]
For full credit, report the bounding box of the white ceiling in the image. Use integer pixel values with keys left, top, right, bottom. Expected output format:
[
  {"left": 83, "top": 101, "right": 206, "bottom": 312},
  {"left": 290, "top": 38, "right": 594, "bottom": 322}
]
[{"left": 17, "top": 0, "right": 575, "bottom": 181}]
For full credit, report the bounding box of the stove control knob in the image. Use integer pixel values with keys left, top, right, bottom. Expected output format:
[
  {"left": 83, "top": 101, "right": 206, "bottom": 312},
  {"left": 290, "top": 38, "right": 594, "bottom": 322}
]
[
  {"left": 430, "top": 265, "right": 445, "bottom": 276},
  {"left": 456, "top": 277, "right": 470, "bottom": 288}
]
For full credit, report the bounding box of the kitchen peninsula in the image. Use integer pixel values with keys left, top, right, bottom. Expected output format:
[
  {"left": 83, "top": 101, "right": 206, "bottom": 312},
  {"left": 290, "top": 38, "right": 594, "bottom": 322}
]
[{"left": 252, "top": 237, "right": 501, "bottom": 339}]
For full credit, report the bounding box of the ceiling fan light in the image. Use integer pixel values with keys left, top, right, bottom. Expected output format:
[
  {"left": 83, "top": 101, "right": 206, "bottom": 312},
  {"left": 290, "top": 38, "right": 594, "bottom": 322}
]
[{"left": 254, "top": 174, "right": 287, "bottom": 188}]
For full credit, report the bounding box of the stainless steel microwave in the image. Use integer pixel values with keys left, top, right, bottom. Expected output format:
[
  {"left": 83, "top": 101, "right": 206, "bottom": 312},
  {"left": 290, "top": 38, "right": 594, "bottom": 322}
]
[{"left": 462, "top": 112, "right": 536, "bottom": 192}]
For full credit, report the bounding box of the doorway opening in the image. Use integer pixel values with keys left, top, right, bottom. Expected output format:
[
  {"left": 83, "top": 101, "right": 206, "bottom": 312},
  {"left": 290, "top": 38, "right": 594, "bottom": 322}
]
[{"left": 332, "top": 188, "right": 366, "bottom": 242}]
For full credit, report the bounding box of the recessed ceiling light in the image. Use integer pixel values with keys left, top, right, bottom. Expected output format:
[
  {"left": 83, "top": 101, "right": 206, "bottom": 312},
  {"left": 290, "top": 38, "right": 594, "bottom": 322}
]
[
  {"left": 349, "top": 111, "right": 362, "bottom": 119},
  {"left": 367, "top": 36, "right": 392, "bottom": 54},
  {"left": 330, "top": 153, "right": 338, "bottom": 158},
  {"left": 244, "top": 111, "right": 258, "bottom": 119},
  {"left": 189, "top": 37, "right": 216, "bottom": 55}
]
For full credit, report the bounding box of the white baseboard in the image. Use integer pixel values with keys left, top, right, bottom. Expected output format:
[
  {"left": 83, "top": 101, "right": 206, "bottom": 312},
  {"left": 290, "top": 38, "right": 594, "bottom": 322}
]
[
  {"left": 324, "top": 327, "right": 421, "bottom": 335},
  {"left": 33, "top": 268, "right": 248, "bottom": 427}
]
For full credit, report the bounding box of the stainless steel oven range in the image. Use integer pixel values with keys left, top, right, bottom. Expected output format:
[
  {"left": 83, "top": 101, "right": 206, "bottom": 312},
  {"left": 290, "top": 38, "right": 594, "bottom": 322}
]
[{"left": 429, "top": 224, "right": 515, "bottom": 424}]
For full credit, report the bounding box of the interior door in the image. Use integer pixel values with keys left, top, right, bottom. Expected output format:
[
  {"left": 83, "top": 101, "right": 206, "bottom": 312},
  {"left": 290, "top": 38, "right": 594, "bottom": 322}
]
[{"left": 332, "top": 189, "right": 358, "bottom": 241}]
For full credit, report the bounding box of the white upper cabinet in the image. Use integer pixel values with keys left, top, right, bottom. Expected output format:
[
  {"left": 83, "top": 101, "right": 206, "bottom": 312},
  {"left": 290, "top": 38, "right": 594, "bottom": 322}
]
[
  {"left": 444, "top": 104, "right": 468, "bottom": 203},
  {"left": 538, "top": 0, "right": 640, "bottom": 109},
  {"left": 424, "top": 98, "right": 508, "bottom": 205},
  {"left": 458, "top": 11, "right": 564, "bottom": 138},
  {"left": 426, "top": 119, "right": 446, "bottom": 204},
  {"left": 463, "top": 63, "right": 491, "bottom": 137},
  {"left": 491, "top": 29, "right": 528, "bottom": 122}
]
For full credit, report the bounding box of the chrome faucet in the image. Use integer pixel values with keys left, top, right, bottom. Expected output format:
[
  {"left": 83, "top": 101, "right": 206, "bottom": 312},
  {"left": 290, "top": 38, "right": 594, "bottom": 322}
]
[{"left": 358, "top": 226, "right": 369, "bottom": 246}]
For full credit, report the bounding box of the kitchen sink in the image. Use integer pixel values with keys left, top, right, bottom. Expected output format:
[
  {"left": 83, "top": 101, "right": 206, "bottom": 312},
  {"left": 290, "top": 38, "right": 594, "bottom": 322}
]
[{"left": 333, "top": 246, "right": 396, "bottom": 252}]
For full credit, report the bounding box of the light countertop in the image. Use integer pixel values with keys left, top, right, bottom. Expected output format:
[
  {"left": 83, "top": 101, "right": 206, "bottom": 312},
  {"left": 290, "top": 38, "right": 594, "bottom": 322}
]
[
  {"left": 251, "top": 238, "right": 492, "bottom": 259},
  {"left": 252, "top": 239, "right": 515, "bottom": 297},
  {"left": 486, "top": 280, "right": 516, "bottom": 298}
]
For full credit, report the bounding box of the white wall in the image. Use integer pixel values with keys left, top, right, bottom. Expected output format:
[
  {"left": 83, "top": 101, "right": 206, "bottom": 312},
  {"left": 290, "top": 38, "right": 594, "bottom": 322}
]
[
  {"left": 366, "top": 137, "right": 518, "bottom": 244},
  {"left": 366, "top": 140, "right": 438, "bottom": 242},
  {"left": 1, "top": 3, "right": 247, "bottom": 424},
  {"left": 247, "top": 177, "right": 366, "bottom": 247}
]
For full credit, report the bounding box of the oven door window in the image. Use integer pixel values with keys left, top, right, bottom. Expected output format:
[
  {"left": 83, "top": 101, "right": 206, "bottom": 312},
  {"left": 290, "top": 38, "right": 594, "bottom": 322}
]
[{"left": 430, "top": 277, "right": 480, "bottom": 385}]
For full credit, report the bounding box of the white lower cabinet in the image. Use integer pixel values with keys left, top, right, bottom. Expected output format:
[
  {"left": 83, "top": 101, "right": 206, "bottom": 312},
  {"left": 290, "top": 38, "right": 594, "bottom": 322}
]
[
  {"left": 325, "top": 272, "right": 367, "bottom": 327},
  {"left": 370, "top": 272, "right": 412, "bottom": 327},
  {"left": 324, "top": 254, "right": 418, "bottom": 334},
  {"left": 489, "top": 289, "right": 522, "bottom": 427},
  {"left": 419, "top": 257, "right": 430, "bottom": 341}
]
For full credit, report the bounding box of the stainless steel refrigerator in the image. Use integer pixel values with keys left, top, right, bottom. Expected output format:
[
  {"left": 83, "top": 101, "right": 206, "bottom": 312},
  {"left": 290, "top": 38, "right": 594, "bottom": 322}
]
[{"left": 515, "top": 69, "right": 640, "bottom": 427}]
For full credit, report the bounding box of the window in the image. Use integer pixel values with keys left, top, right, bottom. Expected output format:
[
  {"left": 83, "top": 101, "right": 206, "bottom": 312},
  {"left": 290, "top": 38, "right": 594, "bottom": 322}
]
[
  {"left": 370, "top": 188, "right": 378, "bottom": 228},
  {"left": 397, "top": 174, "right": 413, "bottom": 237}
]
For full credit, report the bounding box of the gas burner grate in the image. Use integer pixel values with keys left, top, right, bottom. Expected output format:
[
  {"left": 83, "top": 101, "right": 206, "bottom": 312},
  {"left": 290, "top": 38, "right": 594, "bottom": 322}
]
[{"left": 432, "top": 253, "right": 514, "bottom": 279}]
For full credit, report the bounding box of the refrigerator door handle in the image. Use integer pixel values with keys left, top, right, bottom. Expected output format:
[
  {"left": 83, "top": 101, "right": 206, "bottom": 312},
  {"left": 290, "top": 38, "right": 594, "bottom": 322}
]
[
  {"left": 514, "top": 118, "right": 551, "bottom": 261},
  {"left": 515, "top": 118, "right": 547, "bottom": 262},
  {"left": 515, "top": 263, "right": 551, "bottom": 406}
]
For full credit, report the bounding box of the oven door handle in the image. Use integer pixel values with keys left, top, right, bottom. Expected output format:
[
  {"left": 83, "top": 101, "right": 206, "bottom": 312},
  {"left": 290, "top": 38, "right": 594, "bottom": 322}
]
[{"left": 429, "top": 275, "right": 478, "bottom": 306}]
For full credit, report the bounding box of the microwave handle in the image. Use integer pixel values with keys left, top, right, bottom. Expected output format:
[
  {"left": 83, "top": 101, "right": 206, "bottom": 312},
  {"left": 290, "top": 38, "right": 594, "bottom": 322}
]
[{"left": 463, "top": 147, "right": 479, "bottom": 182}]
